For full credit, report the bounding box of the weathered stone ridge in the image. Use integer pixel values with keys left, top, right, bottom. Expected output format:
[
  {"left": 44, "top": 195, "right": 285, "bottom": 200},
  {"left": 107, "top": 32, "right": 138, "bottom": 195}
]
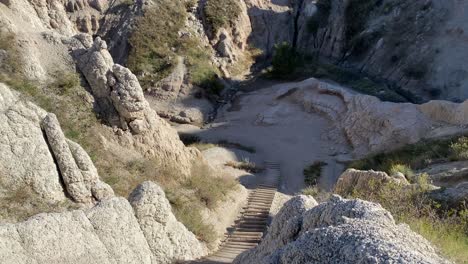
[
  {"left": 280, "top": 78, "right": 468, "bottom": 156},
  {"left": 234, "top": 195, "right": 450, "bottom": 264},
  {"left": 0, "top": 182, "right": 207, "bottom": 264}
]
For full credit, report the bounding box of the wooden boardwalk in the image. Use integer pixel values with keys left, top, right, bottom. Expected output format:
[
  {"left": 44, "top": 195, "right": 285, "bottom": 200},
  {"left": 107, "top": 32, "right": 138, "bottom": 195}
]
[{"left": 190, "top": 161, "right": 280, "bottom": 263}]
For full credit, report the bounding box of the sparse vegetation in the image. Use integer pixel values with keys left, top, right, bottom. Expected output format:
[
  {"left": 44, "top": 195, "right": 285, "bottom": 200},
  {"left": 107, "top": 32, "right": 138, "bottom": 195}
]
[
  {"left": 301, "top": 186, "right": 332, "bottom": 202},
  {"left": 225, "top": 159, "right": 263, "bottom": 173},
  {"left": 339, "top": 176, "right": 468, "bottom": 263},
  {"left": 303, "top": 161, "right": 327, "bottom": 186},
  {"left": 204, "top": 0, "right": 242, "bottom": 34},
  {"left": 101, "top": 156, "right": 237, "bottom": 244},
  {"left": 128, "top": 1, "right": 224, "bottom": 96},
  {"left": 180, "top": 135, "right": 256, "bottom": 153},
  {"left": 0, "top": 176, "right": 79, "bottom": 223},
  {"left": 349, "top": 135, "right": 468, "bottom": 176},
  {"left": 450, "top": 136, "right": 468, "bottom": 160},
  {"left": 389, "top": 163, "right": 414, "bottom": 180}
]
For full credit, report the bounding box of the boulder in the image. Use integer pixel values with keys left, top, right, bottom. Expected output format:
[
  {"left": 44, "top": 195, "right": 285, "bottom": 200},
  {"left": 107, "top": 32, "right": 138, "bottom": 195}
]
[
  {"left": 234, "top": 195, "right": 450, "bottom": 264},
  {"left": 15, "top": 210, "right": 113, "bottom": 264},
  {"left": 85, "top": 197, "right": 153, "bottom": 263},
  {"left": 129, "top": 181, "right": 207, "bottom": 263},
  {"left": 335, "top": 169, "right": 409, "bottom": 195},
  {"left": 0, "top": 197, "right": 157, "bottom": 263},
  {"left": 430, "top": 182, "right": 468, "bottom": 207}
]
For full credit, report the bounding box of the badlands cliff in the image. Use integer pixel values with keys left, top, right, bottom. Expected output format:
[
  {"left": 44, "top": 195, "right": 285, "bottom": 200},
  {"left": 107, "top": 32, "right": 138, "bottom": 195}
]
[{"left": 0, "top": 0, "right": 467, "bottom": 263}]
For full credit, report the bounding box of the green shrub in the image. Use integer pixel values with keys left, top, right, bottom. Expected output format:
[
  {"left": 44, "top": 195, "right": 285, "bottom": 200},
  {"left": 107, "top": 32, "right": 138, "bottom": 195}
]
[
  {"left": 303, "top": 161, "right": 327, "bottom": 186},
  {"left": 51, "top": 71, "right": 80, "bottom": 95},
  {"left": 450, "top": 137, "right": 468, "bottom": 161},
  {"left": 204, "top": 0, "right": 241, "bottom": 33},
  {"left": 271, "top": 42, "right": 300, "bottom": 78}
]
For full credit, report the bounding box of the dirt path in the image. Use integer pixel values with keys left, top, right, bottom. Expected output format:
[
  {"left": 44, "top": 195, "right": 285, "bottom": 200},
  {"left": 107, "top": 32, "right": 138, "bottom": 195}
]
[{"left": 179, "top": 80, "right": 351, "bottom": 194}]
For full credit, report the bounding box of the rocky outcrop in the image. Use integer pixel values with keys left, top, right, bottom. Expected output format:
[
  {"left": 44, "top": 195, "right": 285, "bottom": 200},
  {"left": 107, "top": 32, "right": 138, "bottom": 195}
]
[
  {"left": 234, "top": 195, "right": 450, "bottom": 264},
  {"left": 430, "top": 182, "right": 468, "bottom": 207},
  {"left": 335, "top": 169, "right": 409, "bottom": 195},
  {"left": 129, "top": 181, "right": 207, "bottom": 263},
  {"left": 42, "top": 113, "right": 114, "bottom": 203},
  {"left": 0, "top": 83, "right": 112, "bottom": 219},
  {"left": 0, "top": 182, "right": 206, "bottom": 264},
  {"left": 0, "top": 83, "right": 65, "bottom": 203},
  {"left": 74, "top": 36, "right": 200, "bottom": 176},
  {"left": 418, "top": 160, "right": 468, "bottom": 187},
  {"left": 281, "top": 78, "right": 468, "bottom": 156}
]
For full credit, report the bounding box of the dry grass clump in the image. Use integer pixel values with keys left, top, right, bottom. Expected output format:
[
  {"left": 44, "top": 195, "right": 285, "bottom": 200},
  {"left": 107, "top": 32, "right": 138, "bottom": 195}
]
[
  {"left": 0, "top": 176, "right": 79, "bottom": 223},
  {"left": 338, "top": 177, "right": 468, "bottom": 263},
  {"left": 98, "top": 153, "right": 237, "bottom": 244}
]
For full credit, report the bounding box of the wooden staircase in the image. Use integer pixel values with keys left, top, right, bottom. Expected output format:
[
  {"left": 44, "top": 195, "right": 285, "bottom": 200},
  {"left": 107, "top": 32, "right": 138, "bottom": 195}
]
[{"left": 190, "top": 161, "right": 281, "bottom": 264}]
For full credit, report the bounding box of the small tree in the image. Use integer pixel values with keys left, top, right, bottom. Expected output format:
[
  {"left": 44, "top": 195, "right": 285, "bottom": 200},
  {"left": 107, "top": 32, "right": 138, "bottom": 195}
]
[{"left": 271, "top": 42, "right": 299, "bottom": 77}]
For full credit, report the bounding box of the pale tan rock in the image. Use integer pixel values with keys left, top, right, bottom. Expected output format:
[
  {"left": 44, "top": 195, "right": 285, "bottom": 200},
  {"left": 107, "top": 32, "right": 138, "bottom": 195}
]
[
  {"left": 0, "top": 84, "right": 65, "bottom": 203},
  {"left": 75, "top": 37, "right": 200, "bottom": 176},
  {"left": 235, "top": 195, "right": 450, "bottom": 264},
  {"left": 85, "top": 197, "right": 153, "bottom": 264},
  {"left": 335, "top": 169, "right": 409, "bottom": 196},
  {"left": 129, "top": 181, "right": 208, "bottom": 263}
]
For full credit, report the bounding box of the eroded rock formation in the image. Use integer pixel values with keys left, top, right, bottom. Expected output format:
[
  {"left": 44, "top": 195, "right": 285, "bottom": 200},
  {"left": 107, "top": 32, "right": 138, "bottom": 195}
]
[
  {"left": 279, "top": 78, "right": 468, "bottom": 156},
  {"left": 0, "top": 182, "right": 206, "bottom": 264},
  {"left": 73, "top": 35, "right": 200, "bottom": 176},
  {"left": 0, "top": 83, "right": 112, "bottom": 206},
  {"left": 234, "top": 195, "right": 450, "bottom": 264},
  {"left": 129, "top": 181, "right": 207, "bottom": 263}
]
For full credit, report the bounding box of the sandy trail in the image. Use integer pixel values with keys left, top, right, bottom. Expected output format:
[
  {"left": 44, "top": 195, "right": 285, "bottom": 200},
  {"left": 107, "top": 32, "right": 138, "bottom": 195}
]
[{"left": 178, "top": 81, "right": 351, "bottom": 194}]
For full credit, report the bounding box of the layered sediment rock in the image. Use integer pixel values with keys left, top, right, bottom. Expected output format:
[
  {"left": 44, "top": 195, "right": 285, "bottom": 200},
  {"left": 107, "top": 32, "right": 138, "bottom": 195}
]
[{"left": 234, "top": 195, "right": 450, "bottom": 264}]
